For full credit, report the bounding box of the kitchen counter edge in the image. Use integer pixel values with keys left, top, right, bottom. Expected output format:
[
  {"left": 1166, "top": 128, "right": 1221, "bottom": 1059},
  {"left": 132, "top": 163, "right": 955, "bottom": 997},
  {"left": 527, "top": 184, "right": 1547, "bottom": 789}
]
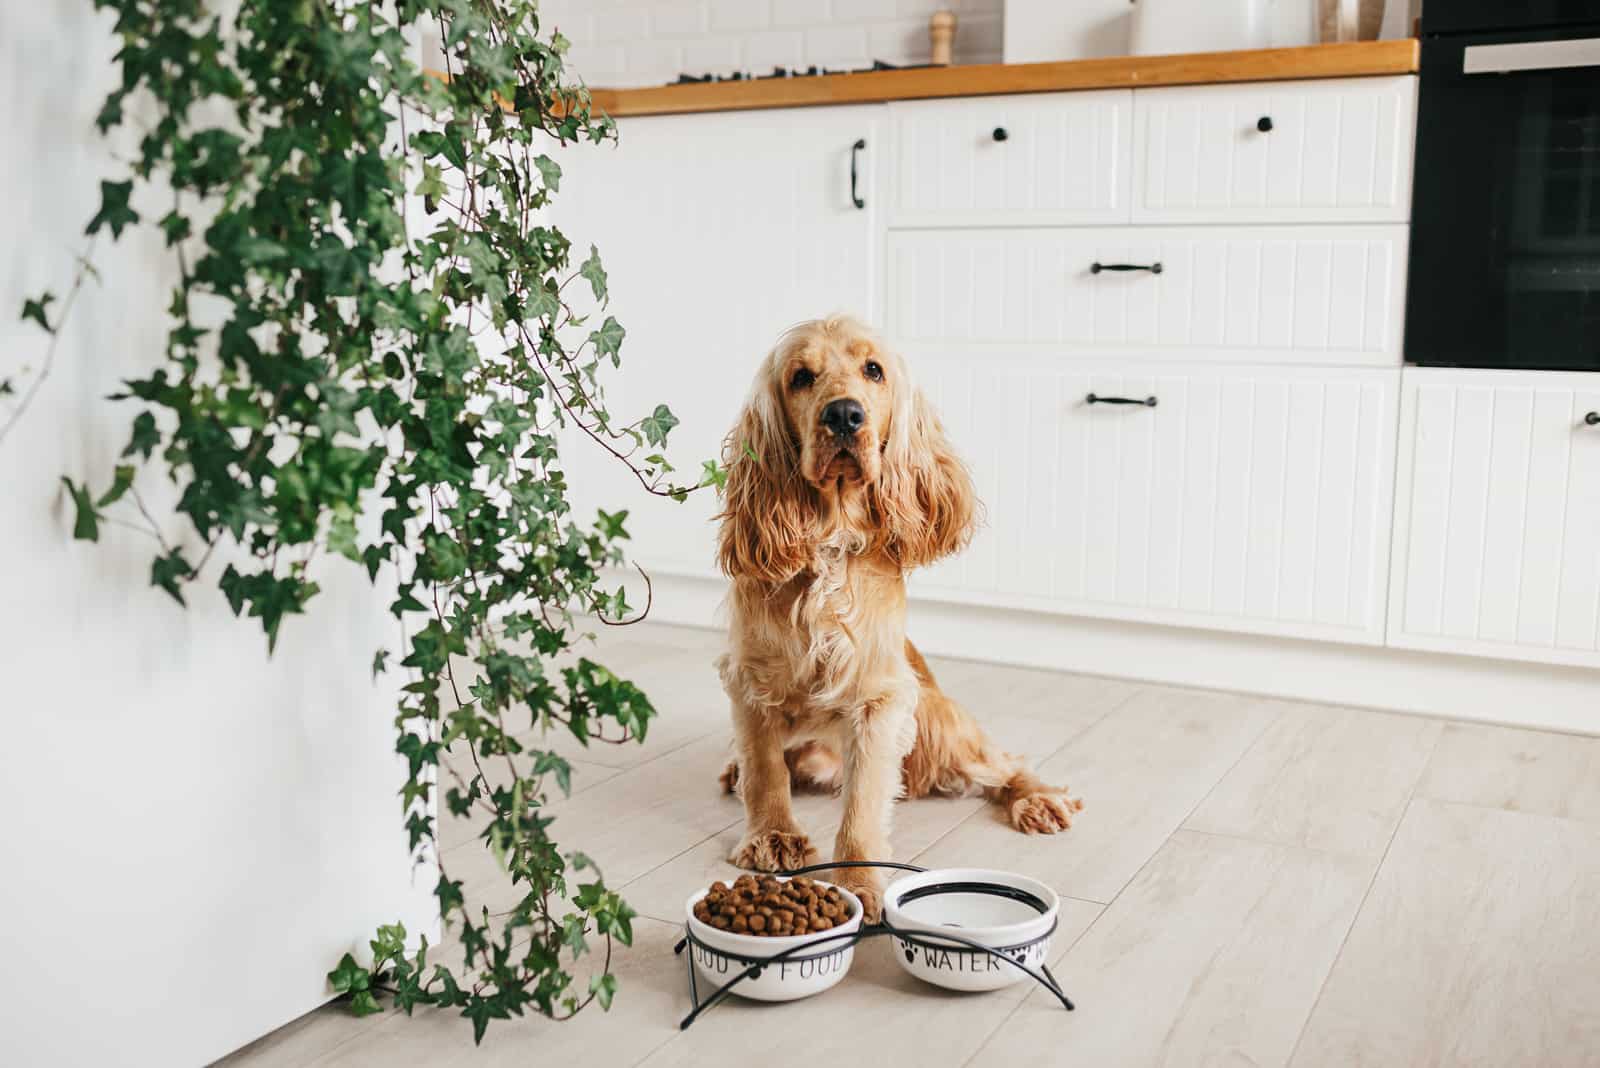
[{"left": 584, "top": 39, "right": 1419, "bottom": 119}]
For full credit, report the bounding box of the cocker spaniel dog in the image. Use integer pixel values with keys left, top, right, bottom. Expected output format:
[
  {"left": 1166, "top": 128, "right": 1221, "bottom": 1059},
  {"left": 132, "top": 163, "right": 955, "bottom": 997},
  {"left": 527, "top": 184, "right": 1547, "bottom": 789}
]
[{"left": 714, "top": 315, "right": 1082, "bottom": 918}]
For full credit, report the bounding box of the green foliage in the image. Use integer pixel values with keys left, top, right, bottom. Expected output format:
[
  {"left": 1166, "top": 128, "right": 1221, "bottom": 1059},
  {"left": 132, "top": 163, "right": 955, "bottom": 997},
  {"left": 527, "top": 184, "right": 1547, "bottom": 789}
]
[{"left": 24, "top": 0, "right": 730, "bottom": 1041}]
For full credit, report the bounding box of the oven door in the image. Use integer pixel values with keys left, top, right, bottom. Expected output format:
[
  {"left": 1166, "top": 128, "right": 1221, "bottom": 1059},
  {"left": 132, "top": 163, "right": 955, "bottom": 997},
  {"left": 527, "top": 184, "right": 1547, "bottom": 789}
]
[{"left": 1407, "top": 26, "right": 1600, "bottom": 371}]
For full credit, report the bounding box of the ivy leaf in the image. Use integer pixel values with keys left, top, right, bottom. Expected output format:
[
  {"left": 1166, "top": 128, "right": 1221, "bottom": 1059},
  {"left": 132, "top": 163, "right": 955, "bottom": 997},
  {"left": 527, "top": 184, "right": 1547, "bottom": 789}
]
[
  {"left": 328, "top": 511, "right": 361, "bottom": 562},
  {"left": 588, "top": 316, "right": 624, "bottom": 366},
  {"left": 327, "top": 953, "right": 370, "bottom": 996},
  {"left": 594, "top": 508, "right": 629, "bottom": 540},
  {"left": 85, "top": 179, "right": 138, "bottom": 239},
  {"left": 348, "top": 990, "right": 383, "bottom": 1017},
  {"left": 698, "top": 459, "right": 727, "bottom": 490},
  {"left": 588, "top": 973, "right": 617, "bottom": 1011},
  {"left": 21, "top": 292, "right": 55, "bottom": 334},
  {"left": 436, "top": 874, "right": 465, "bottom": 918},
  {"left": 158, "top": 211, "right": 191, "bottom": 246},
  {"left": 638, "top": 404, "right": 678, "bottom": 447},
  {"left": 533, "top": 154, "right": 561, "bottom": 192},
  {"left": 96, "top": 464, "right": 135, "bottom": 507},
  {"left": 123, "top": 411, "right": 159, "bottom": 459},
  {"left": 578, "top": 245, "right": 607, "bottom": 303},
  {"left": 150, "top": 548, "right": 193, "bottom": 606},
  {"left": 60, "top": 478, "right": 99, "bottom": 541},
  {"left": 463, "top": 995, "right": 508, "bottom": 1045},
  {"left": 371, "top": 648, "right": 389, "bottom": 679}
]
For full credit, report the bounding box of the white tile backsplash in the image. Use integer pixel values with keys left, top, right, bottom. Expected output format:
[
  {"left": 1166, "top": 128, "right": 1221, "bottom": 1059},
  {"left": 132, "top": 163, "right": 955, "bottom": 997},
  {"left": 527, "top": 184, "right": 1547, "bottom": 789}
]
[{"left": 545, "top": 0, "right": 1004, "bottom": 87}]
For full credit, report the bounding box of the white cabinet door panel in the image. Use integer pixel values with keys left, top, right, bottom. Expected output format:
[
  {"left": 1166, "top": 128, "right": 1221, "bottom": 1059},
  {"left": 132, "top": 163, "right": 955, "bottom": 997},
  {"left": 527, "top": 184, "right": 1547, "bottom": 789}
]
[
  {"left": 886, "top": 90, "right": 1133, "bottom": 227},
  {"left": 1390, "top": 368, "right": 1600, "bottom": 668},
  {"left": 887, "top": 225, "right": 1406, "bottom": 366},
  {"left": 555, "top": 107, "right": 881, "bottom": 580},
  {"left": 1132, "top": 76, "right": 1417, "bottom": 223},
  {"left": 909, "top": 357, "right": 1399, "bottom": 644}
]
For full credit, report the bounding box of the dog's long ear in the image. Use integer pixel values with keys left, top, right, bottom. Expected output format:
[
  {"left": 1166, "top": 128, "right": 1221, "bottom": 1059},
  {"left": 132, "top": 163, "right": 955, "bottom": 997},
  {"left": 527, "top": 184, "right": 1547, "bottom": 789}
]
[
  {"left": 716, "top": 366, "right": 813, "bottom": 585},
  {"left": 878, "top": 365, "right": 977, "bottom": 570}
]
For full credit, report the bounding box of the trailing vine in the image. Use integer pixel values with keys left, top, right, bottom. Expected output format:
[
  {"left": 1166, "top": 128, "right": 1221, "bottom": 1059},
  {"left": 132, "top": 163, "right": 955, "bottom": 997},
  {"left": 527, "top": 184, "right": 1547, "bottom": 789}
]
[{"left": 17, "top": 0, "right": 720, "bottom": 1041}]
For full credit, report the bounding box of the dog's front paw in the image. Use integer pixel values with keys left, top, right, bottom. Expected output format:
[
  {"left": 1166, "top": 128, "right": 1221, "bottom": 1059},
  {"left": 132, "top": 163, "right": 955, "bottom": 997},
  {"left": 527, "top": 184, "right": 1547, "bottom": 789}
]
[
  {"left": 1010, "top": 791, "right": 1084, "bottom": 834},
  {"left": 831, "top": 867, "right": 886, "bottom": 923},
  {"left": 718, "top": 760, "right": 740, "bottom": 796},
  {"left": 730, "top": 828, "right": 817, "bottom": 873}
]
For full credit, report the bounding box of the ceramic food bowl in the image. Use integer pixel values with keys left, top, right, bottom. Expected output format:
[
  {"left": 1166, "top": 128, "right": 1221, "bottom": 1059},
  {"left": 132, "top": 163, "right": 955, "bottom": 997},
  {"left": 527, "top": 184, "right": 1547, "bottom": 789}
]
[
  {"left": 683, "top": 878, "right": 863, "bottom": 1002},
  {"left": 882, "top": 867, "right": 1059, "bottom": 992}
]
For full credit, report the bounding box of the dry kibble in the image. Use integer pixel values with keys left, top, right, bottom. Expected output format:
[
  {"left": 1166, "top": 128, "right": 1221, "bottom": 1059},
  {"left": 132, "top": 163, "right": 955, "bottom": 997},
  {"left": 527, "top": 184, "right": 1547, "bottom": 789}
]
[{"left": 694, "top": 873, "right": 855, "bottom": 937}]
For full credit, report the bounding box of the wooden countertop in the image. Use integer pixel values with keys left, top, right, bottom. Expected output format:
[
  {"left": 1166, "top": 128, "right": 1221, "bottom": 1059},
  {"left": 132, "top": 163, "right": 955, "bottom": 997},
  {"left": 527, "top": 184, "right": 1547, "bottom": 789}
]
[{"left": 588, "top": 40, "right": 1418, "bottom": 119}]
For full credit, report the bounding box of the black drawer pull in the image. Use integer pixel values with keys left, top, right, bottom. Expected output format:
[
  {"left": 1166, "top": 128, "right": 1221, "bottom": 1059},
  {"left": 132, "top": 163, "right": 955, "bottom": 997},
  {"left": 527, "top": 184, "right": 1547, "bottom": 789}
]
[
  {"left": 1091, "top": 262, "right": 1163, "bottom": 274},
  {"left": 850, "top": 138, "right": 866, "bottom": 210},
  {"left": 1586, "top": 411, "right": 1599, "bottom": 426},
  {"left": 1257, "top": 115, "right": 1274, "bottom": 133},
  {"left": 992, "top": 126, "right": 1009, "bottom": 141},
  {"left": 1087, "top": 393, "right": 1158, "bottom": 408}
]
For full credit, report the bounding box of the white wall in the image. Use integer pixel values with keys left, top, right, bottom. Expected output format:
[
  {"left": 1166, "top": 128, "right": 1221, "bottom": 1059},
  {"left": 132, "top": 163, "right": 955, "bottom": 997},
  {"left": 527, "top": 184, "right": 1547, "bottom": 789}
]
[
  {"left": 544, "top": 0, "right": 1004, "bottom": 88},
  {"left": 0, "top": 5, "right": 437, "bottom": 1065}
]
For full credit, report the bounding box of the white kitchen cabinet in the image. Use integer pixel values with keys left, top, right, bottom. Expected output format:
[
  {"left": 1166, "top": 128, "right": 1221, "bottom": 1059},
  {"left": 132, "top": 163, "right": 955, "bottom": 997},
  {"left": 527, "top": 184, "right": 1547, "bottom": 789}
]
[
  {"left": 555, "top": 106, "right": 881, "bottom": 579},
  {"left": 1389, "top": 368, "right": 1600, "bottom": 669},
  {"left": 909, "top": 357, "right": 1399, "bottom": 645},
  {"left": 1132, "top": 76, "right": 1416, "bottom": 224},
  {"left": 886, "top": 225, "right": 1407, "bottom": 366},
  {"left": 886, "top": 90, "right": 1133, "bottom": 227}
]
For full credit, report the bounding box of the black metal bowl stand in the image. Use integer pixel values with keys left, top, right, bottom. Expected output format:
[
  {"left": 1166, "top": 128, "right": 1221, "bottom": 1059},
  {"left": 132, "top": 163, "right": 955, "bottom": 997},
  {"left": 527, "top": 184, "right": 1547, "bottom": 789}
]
[{"left": 671, "top": 861, "right": 1074, "bottom": 1030}]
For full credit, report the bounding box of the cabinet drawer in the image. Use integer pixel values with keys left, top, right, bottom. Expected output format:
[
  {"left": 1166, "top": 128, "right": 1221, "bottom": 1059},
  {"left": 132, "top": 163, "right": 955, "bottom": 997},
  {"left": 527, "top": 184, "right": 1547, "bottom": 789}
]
[
  {"left": 909, "top": 359, "right": 1399, "bottom": 645},
  {"left": 1389, "top": 368, "right": 1600, "bottom": 670},
  {"left": 886, "top": 225, "right": 1407, "bottom": 366},
  {"left": 1132, "top": 76, "right": 1416, "bottom": 223},
  {"left": 886, "top": 90, "right": 1132, "bottom": 227}
]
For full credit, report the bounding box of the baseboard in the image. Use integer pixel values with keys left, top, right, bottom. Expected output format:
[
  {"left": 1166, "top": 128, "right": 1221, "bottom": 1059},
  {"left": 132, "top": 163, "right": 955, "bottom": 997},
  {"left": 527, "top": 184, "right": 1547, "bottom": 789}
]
[{"left": 621, "top": 569, "right": 1600, "bottom": 737}]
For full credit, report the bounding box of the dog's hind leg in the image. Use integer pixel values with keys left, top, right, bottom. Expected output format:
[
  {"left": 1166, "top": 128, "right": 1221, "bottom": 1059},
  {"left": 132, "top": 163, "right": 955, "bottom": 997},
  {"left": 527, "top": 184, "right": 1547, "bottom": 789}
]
[{"left": 900, "top": 641, "right": 1082, "bottom": 834}]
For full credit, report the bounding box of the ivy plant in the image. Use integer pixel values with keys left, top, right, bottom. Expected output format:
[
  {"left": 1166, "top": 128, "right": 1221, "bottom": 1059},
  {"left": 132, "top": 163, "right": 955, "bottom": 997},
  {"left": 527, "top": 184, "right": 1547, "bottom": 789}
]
[{"left": 14, "top": 0, "right": 719, "bottom": 1041}]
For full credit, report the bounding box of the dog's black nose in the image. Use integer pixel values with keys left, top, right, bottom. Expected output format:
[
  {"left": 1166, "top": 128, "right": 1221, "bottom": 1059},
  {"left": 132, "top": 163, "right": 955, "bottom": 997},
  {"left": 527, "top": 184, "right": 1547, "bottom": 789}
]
[{"left": 820, "top": 398, "right": 866, "bottom": 437}]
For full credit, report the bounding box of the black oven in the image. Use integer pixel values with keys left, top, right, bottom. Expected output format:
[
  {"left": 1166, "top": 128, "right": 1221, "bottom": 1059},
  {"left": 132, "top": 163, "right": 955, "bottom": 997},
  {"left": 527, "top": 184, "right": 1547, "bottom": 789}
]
[{"left": 1406, "top": 5, "right": 1600, "bottom": 371}]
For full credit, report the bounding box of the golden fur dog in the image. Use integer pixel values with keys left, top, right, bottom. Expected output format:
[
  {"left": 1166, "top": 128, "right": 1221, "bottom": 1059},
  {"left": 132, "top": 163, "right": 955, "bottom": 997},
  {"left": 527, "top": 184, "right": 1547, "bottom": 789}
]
[{"left": 713, "top": 315, "right": 1082, "bottom": 918}]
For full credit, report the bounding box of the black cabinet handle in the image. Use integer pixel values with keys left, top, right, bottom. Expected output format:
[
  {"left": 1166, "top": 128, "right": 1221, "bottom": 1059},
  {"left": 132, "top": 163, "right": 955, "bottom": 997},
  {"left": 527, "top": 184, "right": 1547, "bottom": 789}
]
[
  {"left": 850, "top": 138, "right": 866, "bottom": 209},
  {"left": 1257, "top": 115, "right": 1274, "bottom": 132},
  {"left": 992, "top": 126, "right": 1009, "bottom": 142},
  {"left": 1087, "top": 393, "right": 1158, "bottom": 408},
  {"left": 1586, "top": 411, "right": 1599, "bottom": 426},
  {"left": 1091, "top": 262, "right": 1163, "bottom": 274}
]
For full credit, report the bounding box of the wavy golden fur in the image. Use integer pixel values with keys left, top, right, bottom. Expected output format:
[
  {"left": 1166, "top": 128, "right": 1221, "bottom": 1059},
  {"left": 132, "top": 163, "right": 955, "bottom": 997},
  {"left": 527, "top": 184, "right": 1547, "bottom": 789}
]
[{"left": 714, "top": 315, "right": 1082, "bottom": 919}]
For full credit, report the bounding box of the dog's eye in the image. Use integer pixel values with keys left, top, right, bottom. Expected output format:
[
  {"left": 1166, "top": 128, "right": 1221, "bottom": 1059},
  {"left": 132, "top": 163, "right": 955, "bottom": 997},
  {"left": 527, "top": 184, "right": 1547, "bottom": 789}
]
[
  {"left": 863, "top": 360, "right": 884, "bottom": 382},
  {"left": 790, "top": 368, "right": 815, "bottom": 390}
]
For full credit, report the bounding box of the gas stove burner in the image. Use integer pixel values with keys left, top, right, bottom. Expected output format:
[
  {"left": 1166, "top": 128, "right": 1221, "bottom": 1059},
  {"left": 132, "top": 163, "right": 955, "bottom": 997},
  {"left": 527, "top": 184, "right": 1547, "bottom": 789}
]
[{"left": 671, "top": 59, "right": 936, "bottom": 86}]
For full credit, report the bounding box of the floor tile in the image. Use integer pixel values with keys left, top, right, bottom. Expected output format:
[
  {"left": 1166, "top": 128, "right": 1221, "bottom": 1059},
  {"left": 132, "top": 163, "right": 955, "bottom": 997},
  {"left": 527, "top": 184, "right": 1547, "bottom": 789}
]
[
  {"left": 1292, "top": 800, "right": 1600, "bottom": 1067},
  {"left": 1414, "top": 722, "right": 1600, "bottom": 825},
  {"left": 977, "top": 830, "right": 1371, "bottom": 1067},
  {"left": 636, "top": 898, "right": 1103, "bottom": 1068},
  {"left": 915, "top": 686, "right": 1278, "bottom": 903},
  {"left": 1185, "top": 703, "right": 1442, "bottom": 857},
  {"left": 217, "top": 1002, "right": 392, "bottom": 1066}
]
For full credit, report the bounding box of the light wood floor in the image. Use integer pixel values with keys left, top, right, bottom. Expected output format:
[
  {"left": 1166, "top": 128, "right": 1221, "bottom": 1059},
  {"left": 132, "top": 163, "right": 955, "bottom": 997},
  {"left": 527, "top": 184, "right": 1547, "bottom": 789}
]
[{"left": 222, "top": 623, "right": 1600, "bottom": 1067}]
